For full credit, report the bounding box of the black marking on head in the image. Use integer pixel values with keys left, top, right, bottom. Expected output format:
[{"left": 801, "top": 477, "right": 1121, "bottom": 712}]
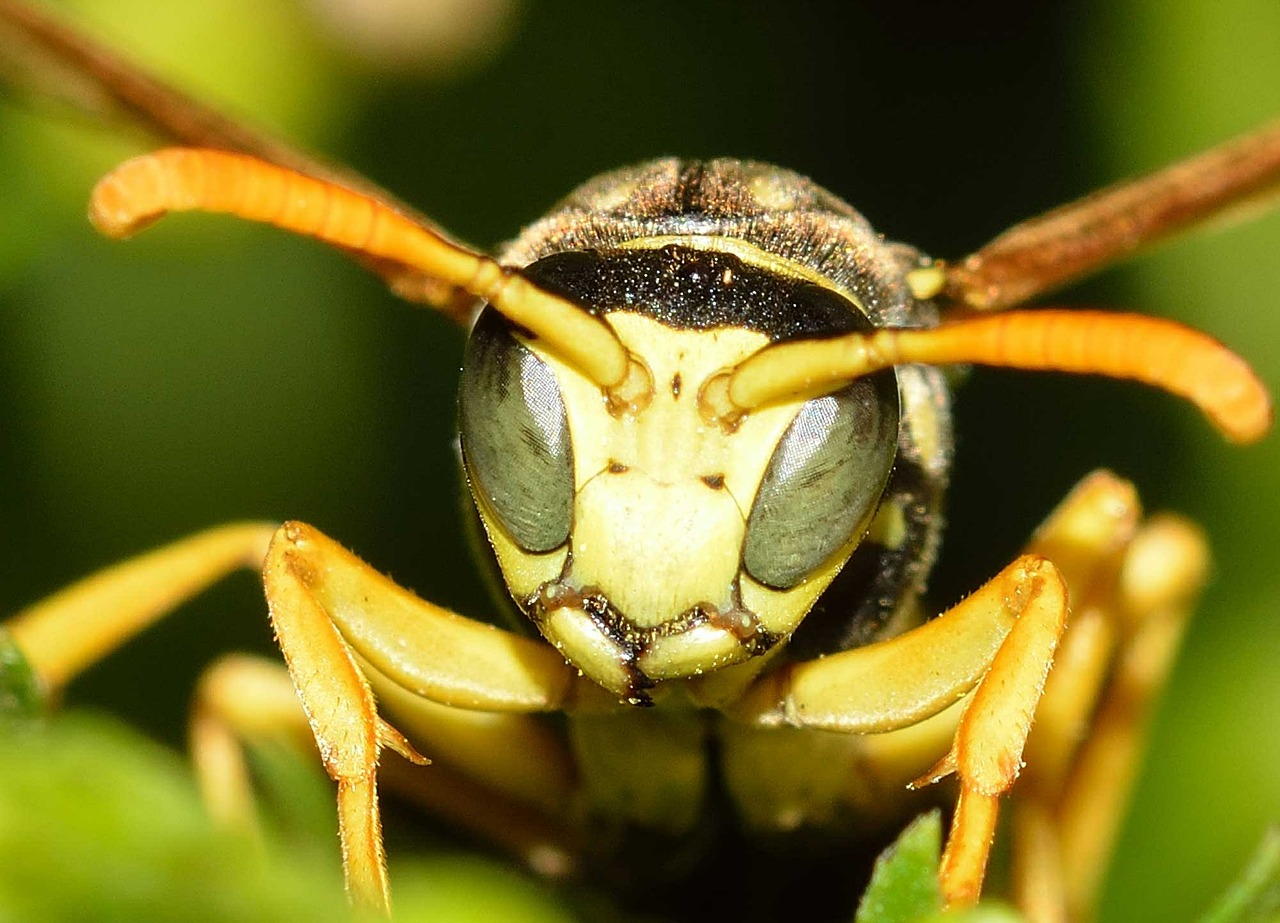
[
  {"left": 520, "top": 245, "right": 870, "bottom": 342},
  {"left": 700, "top": 473, "right": 726, "bottom": 490},
  {"left": 607, "top": 460, "right": 629, "bottom": 474},
  {"left": 502, "top": 159, "right": 941, "bottom": 336},
  {"left": 670, "top": 372, "right": 683, "bottom": 398}
]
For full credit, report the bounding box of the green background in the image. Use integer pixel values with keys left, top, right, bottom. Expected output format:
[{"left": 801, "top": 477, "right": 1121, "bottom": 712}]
[{"left": 1, "top": 1, "right": 1277, "bottom": 920}]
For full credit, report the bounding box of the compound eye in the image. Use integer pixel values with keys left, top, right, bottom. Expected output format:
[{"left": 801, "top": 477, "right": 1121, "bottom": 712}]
[
  {"left": 742, "top": 373, "right": 899, "bottom": 589},
  {"left": 458, "top": 307, "right": 573, "bottom": 553}
]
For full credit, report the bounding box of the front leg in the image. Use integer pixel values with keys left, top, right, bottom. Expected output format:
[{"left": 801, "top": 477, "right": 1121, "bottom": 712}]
[
  {"left": 729, "top": 470, "right": 1204, "bottom": 914},
  {"left": 731, "top": 552, "right": 1071, "bottom": 908},
  {"left": 3, "top": 518, "right": 599, "bottom": 915},
  {"left": 261, "top": 521, "right": 586, "bottom": 913}
]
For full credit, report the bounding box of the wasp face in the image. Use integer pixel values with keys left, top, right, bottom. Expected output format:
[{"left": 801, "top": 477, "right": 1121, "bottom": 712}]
[{"left": 460, "top": 244, "right": 899, "bottom": 702}]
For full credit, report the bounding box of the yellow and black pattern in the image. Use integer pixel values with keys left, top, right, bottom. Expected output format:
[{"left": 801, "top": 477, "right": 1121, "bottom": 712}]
[{"left": 476, "top": 159, "right": 953, "bottom": 677}]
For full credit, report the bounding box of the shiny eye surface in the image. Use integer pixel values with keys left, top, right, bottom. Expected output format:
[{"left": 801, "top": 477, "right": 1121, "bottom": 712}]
[
  {"left": 458, "top": 307, "right": 574, "bottom": 553},
  {"left": 742, "top": 372, "right": 899, "bottom": 589}
]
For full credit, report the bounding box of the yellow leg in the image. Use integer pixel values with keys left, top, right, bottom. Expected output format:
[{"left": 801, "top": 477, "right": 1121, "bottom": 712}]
[
  {"left": 190, "top": 652, "right": 583, "bottom": 878},
  {"left": 190, "top": 654, "right": 312, "bottom": 838},
  {"left": 1006, "top": 473, "right": 1208, "bottom": 922},
  {"left": 724, "top": 472, "right": 1145, "bottom": 914},
  {"left": 1021, "top": 472, "right": 1141, "bottom": 794},
  {"left": 5, "top": 522, "right": 276, "bottom": 694},
  {"left": 1007, "top": 472, "right": 1140, "bottom": 922},
  {"left": 261, "top": 525, "right": 409, "bottom": 915},
  {"left": 1056, "top": 515, "right": 1207, "bottom": 920},
  {"left": 379, "top": 755, "right": 582, "bottom": 879},
  {"left": 259, "top": 520, "right": 587, "bottom": 914},
  {"left": 5, "top": 519, "right": 591, "bottom": 915},
  {"left": 1011, "top": 797, "right": 1068, "bottom": 923},
  {"left": 731, "top": 552, "right": 1068, "bottom": 908},
  {"left": 930, "top": 556, "right": 1068, "bottom": 906}
]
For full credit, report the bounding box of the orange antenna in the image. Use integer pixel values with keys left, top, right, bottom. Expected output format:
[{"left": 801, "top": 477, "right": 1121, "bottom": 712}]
[
  {"left": 705, "top": 311, "right": 1271, "bottom": 444},
  {"left": 89, "top": 147, "right": 639, "bottom": 397}
]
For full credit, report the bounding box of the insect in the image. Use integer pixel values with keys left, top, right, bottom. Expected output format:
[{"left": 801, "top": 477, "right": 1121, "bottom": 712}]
[{"left": 0, "top": 1, "right": 1274, "bottom": 921}]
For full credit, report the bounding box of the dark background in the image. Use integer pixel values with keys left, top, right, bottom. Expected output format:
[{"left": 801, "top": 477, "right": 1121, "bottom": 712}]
[{"left": 1, "top": 1, "right": 1277, "bottom": 920}]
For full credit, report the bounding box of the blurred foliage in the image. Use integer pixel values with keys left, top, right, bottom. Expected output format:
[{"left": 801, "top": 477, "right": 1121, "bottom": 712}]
[
  {"left": 0, "top": 716, "right": 1270, "bottom": 920},
  {"left": 0, "top": 714, "right": 576, "bottom": 922},
  {"left": 0, "top": 714, "right": 350, "bottom": 923},
  {"left": 0, "top": 0, "right": 1276, "bottom": 921},
  {"left": 0, "top": 716, "right": 1035, "bottom": 923}
]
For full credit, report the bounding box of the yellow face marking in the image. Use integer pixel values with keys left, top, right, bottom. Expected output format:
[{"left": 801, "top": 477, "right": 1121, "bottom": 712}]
[
  {"left": 638, "top": 623, "right": 753, "bottom": 681},
  {"left": 738, "top": 548, "right": 853, "bottom": 638},
  {"left": 539, "top": 606, "right": 635, "bottom": 699},
  {"left": 468, "top": 304, "right": 897, "bottom": 695},
  {"left": 538, "top": 313, "right": 798, "bottom": 628},
  {"left": 458, "top": 235, "right": 899, "bottom": 695}
]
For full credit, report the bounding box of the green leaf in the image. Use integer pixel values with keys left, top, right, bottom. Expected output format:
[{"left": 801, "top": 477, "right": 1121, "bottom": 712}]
[
  {"left": 854, "top": 811, "right": 943, "bottom": 923},
  {"left": 852, "top": 811, "right": 1028, "bottom": 923}
]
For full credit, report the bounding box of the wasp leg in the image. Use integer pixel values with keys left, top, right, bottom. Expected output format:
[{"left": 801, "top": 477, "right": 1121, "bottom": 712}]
[
  {"left": 998, "top": 473, "right": 1207, "bottom": 922},
  {"left": 930, "top": 558, "right": 1068, "bottom": 907},
  {"left": 1020, "top": 471, "right": 1142, "bottom": 791},
  {"left": 732, "top": 551, "right": 1068, "bottom": 907},
  {"left": 368, "top": 668, "right": 577, "bottom": 828},
  {"left": 6, "top": 520, "right": 590, "bottom": 915},
  {"left": 1018, "top": 509, "right": 1208, "bottom": 923},
  {"left": 993, "top": 471, "right": 1141, "bottom": 921},
  {"left": 1058, "top": 516, "right": 1206, "bottom": 917},
  {"left": 4, "top": 522, "right": 277, "bottom": 696},
  {"left": 190, "top": 653, "right": 583, "bottom": 878},
  {"left": 378, "top": 748, "right": 583, "bottom": 879},
  {"left": 261, "top": 520, "right": 590, "bottom": 914},
  {"left": 191, "top": 653, "right": 315, "bottom": 841},
  {"left": 719, "top": 697, "right": 963, "bottom": 842},
  {"left": 1010, "top": 471, "right": 1137, "bottom": 921}
]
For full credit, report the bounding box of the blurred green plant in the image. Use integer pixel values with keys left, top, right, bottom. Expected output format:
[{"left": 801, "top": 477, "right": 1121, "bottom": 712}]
[{"left": 0, "top": 712, "right": 577, "bottom": 923}]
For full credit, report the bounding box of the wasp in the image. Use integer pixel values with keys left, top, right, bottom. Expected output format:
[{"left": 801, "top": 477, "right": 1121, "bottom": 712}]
[{"left": 0, "top": 3, "right": 1276, "bottom": 922}]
